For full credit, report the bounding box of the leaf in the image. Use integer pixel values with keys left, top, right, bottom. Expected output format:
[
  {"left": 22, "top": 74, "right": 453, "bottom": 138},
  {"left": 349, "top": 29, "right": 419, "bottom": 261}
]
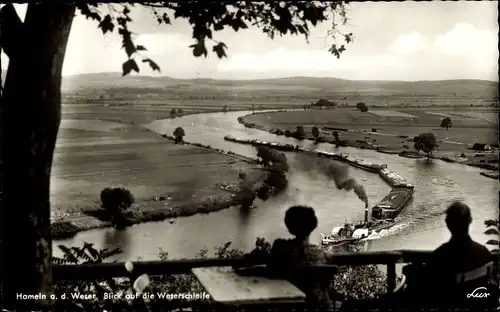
[
  {"left": 136, "top": 45, "right": 147, "bottom": 51},
  {"left": 58, "top": 245, "right": 79, "bottom": 264},
  {"left": 212, "top": 42, "right": 228, "bottom": 58},
  {"left": 101, "top": 247, "right": 123, "bottom": 259},
  {"left": 133, "top": 274, "right": 150, "bottom": 294},
  {"left": 122, "top": 59, "right": 139, "bottom": 76},
  {"left": 162, "top": 13, "right": 171, "bottom": 24},
  {"left": 189, "top": 40, "right": 208, "bottom": 58},
  {"left": 142, "top": 58, "right": 161, "bottom": 72},
  {"left": 123, "top": 41, "right": 136, "bottom": 58},
  {"left": 214, "top": 22, "right": 224, "bottom": 31},
  {"left": 85, "top": 243, "right": 100, "bottom": 260},
  {"left": 98, "top": 15, "right": 114, "bottom": 34},
  {"left": 231, "top": 19, "right": 248, "bottom": 32},
  {"left": 329, "top": 44, "right": 346, "bottom": 59},
  {"left": 125, "top": 261, "right": 134, "bottom": 273},
  {"left": 345, "top": 33, "right": 353, "bottom": 44},
  {"left": 77, "top": 4, "right": 101, "bottom": 22},
  {"left": 106, "top": 277, "right": 119, "bottom": 292}
]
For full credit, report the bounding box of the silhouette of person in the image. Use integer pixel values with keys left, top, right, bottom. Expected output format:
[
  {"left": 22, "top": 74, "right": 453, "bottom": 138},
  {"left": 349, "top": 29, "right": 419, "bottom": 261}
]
[
  {"left": 266, "top": 206, "right": 340, "bottom": 311},
  {"left": 426, "top": 201, "right": 495, "bottom": 308}
]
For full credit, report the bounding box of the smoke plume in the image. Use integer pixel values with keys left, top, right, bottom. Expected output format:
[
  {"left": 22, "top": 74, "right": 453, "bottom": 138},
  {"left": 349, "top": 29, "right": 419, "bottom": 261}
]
[
  {"left": 325, "top": 162, "right": 368, "bottom": 205},
  {"left": 288, "top": 152, "right": 369, "bottom": 206}
]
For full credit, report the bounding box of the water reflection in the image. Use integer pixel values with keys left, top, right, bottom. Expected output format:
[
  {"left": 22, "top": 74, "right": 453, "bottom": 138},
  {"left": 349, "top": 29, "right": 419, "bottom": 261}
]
[
  {"left": 103, "top": 228, "right": 131, "bottom": 259},
  {"left": 236, "top": 206, "right": 252, "bottom": 246},
  {"left": 415, "top": 158, "right": 436, "bottom": 169}
]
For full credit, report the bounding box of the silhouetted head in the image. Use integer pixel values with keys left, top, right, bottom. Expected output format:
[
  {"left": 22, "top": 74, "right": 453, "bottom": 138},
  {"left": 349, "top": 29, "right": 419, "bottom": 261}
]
[
  {"left": 284, "top": 206, "right": 318, "bottom": 240},
  {"left": 445, "top": 201, "right": 472, "bottom": 236}
]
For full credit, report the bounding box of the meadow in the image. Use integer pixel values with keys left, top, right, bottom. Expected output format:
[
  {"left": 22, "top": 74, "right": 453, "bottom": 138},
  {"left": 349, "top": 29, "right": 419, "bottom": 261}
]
[
  {"left": 242, "top": 107, "right": 498, "bottom": 155},
  {"left": 51, "top": 119, "right": 263, "bottom": 223}
]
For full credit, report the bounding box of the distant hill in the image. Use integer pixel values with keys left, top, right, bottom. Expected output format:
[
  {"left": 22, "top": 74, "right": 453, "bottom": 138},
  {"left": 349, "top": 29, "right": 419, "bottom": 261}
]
[
  {"left": 61, "top": 73, "right": 498, "bottom": 97},
  {"left": 1, "top": 70, "right": 497, "bottom": 97}
]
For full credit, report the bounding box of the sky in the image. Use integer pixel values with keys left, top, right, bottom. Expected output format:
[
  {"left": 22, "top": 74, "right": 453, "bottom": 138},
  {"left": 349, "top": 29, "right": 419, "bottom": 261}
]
[{"left": 1, "top": 2, "right": 498, "bottom": 81}]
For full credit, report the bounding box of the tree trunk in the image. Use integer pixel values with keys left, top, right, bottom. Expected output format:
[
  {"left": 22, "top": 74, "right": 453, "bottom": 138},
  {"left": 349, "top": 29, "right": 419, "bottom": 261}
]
[{"left": 1, "top": 3, "right": 75, "bottom": 309}]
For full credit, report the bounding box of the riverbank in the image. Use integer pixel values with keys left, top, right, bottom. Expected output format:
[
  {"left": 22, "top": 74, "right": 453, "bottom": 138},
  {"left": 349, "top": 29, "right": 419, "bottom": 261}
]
[
  {"left": 239, "top": 110, "right": 499, "bottom": 171},
  {"left": 51, "top": 123, "right": 267, "bottom": 239},
  {"left": 224, "top": 135, "right": 413, "bottom": 188},
  {"left": 52, "top": 192, "right": 245, "bottom": 239}
]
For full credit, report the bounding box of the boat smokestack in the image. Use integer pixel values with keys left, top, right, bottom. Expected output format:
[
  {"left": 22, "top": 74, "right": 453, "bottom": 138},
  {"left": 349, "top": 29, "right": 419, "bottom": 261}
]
[{"left": 364, "top": 201, "right": 369, "bottom": 224}]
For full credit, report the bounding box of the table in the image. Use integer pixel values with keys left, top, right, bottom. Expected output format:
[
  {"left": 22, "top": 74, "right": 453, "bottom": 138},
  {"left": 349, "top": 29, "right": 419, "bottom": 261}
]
[{"left": 191, "top": 266, "right": 306, "bottom": 306}]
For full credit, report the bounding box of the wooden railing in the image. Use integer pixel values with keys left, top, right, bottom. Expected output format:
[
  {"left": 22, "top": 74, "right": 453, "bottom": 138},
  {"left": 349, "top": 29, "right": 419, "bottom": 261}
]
[{"left": 53, "top": 250, "right": 500, "bottom": 296}]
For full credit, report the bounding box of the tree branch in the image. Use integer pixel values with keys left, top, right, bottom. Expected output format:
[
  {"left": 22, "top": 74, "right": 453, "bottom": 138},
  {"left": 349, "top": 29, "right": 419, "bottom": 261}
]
[
  {"left": 142, "top": 2, "right": 172, "bottom": 9},
  {"left": 0, "top": 4, "right": 25, "bottom": 58}
]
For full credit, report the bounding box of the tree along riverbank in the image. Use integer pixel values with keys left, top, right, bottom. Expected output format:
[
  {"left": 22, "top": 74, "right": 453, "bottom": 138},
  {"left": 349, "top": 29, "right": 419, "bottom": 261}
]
[
  {"left": 239, "top": 111, "right": 499, "bottom": 171},
  {"left": 51, "top": 134, "right": 266, "bottom": 239}
]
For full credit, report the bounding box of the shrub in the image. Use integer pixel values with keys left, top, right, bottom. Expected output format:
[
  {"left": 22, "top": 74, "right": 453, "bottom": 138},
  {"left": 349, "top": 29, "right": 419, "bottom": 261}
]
[
  {"left": 414, "top": 133, "right": 437, "bottom": 157},
  {"left": 333, "top": 131, "right": 340, "bottom": 142},
  {"left": 284, "top": 130, "right": 292, "bottom": 137},
  {"left": 100, "top": 187, "right": 135, "bottom": 228},
  {"left": 356, "top": 102, "right": 369, "bottom": 112},
  {"left": 312, "top": 98, "right": 337, "bottom": 108},
  {"left": 53, "top": 243, "right": 129, "bottom": 311},
  {"left": 173, "top": 127, "right": 186, "bottom": 143},
  {"left": 254, "top": 147, "right": 289, "bottom": 200},
  {"left": 312, "top": 126, "right": 320, "bottom": 140},
  {"left": 292, "top": 125, "right": 306, "bottom": 140},
  {"left": 440, "top": 117, "right": 452, "bottom": 130},
  {"left": 100, "top": 187, "right": 135, "bottom": 213},
  {"left": 272, "top": 128, "right": 284, "bottom": 136}
]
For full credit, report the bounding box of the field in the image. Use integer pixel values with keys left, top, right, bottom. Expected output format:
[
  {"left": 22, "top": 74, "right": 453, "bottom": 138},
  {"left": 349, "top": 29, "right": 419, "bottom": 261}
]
[
  {"left": 53, "top": 73, "right": 498, "bottom": 222},
  {"left": 242, "top": 107, "right": 499, "bottom": 155},
  {"left": 51, "top": 119, "right": 263, "bottom": 220},
  {"left": 369, "top": 110, "right": 418, "bottom": 118},
  {"left": 59, "top": 73, "right": 498, "bottom": 110}
]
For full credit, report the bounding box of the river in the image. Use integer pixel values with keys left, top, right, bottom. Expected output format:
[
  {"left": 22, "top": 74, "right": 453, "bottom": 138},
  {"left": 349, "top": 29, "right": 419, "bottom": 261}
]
[{"left": 54, "top": 110, "right": 498, "bottom": 261}]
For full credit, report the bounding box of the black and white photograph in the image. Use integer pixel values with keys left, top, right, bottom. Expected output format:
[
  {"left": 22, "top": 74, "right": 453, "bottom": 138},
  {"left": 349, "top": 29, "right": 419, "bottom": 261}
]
[{"left": 1, "top": 1, "right": 499, "bottom": 311}]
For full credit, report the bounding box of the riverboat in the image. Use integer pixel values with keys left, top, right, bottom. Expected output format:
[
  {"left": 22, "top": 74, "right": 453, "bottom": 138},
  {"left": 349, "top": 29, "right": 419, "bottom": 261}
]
[
  {"left": 224, "top": 136, "right": 300, "bottom": 152},
  {"left": 480, "top": 171, "right": 499, "bottom": 179},
  {"left": 320, "top": 218, "right": 396, "bottom": 246},
  {"left": 378, "top": 168, "right": 413, "bottom": 188},
  {"left": 377, "top": 149, "right": 401, "bottom": 155},
  {"left": 224, "top": 135, "right": 247, "bottom": 144},
  {"left": 371, "top": 187, "right": 414, "bottom": 219},
  {"left": 398, "top": 152, "right": 424, "bottom": 159},
  {"left": 348, "top": 158, "right": 384, "bottom": 173}
]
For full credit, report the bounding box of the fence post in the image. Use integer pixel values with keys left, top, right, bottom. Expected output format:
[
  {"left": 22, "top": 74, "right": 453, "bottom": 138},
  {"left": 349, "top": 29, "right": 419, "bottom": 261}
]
[{"left": 386, "top": 262, "right": 396, "bottom": 295}]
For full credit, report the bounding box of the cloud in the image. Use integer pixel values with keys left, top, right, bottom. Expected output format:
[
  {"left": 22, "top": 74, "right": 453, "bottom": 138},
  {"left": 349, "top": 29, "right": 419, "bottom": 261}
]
[
  {"left": 218, "top": 49, "right": 330, "bottom": 72},
  {"left": 389, "top": 32, "right": 429, "bottom": 54},
  {"left": 432, "top": 23, "right": 498, "bottom": 56},
  {"left": 135, "top": 33, "right": 192, "bottom": 55},
  {"left": 216, "top": 48, "right": 410, "bottom": 80}
]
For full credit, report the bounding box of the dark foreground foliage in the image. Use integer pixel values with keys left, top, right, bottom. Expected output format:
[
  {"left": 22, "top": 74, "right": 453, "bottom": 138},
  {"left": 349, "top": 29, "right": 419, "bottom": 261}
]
[{"left": 53, "top": 238, "right": 387, "bottom": 311}]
